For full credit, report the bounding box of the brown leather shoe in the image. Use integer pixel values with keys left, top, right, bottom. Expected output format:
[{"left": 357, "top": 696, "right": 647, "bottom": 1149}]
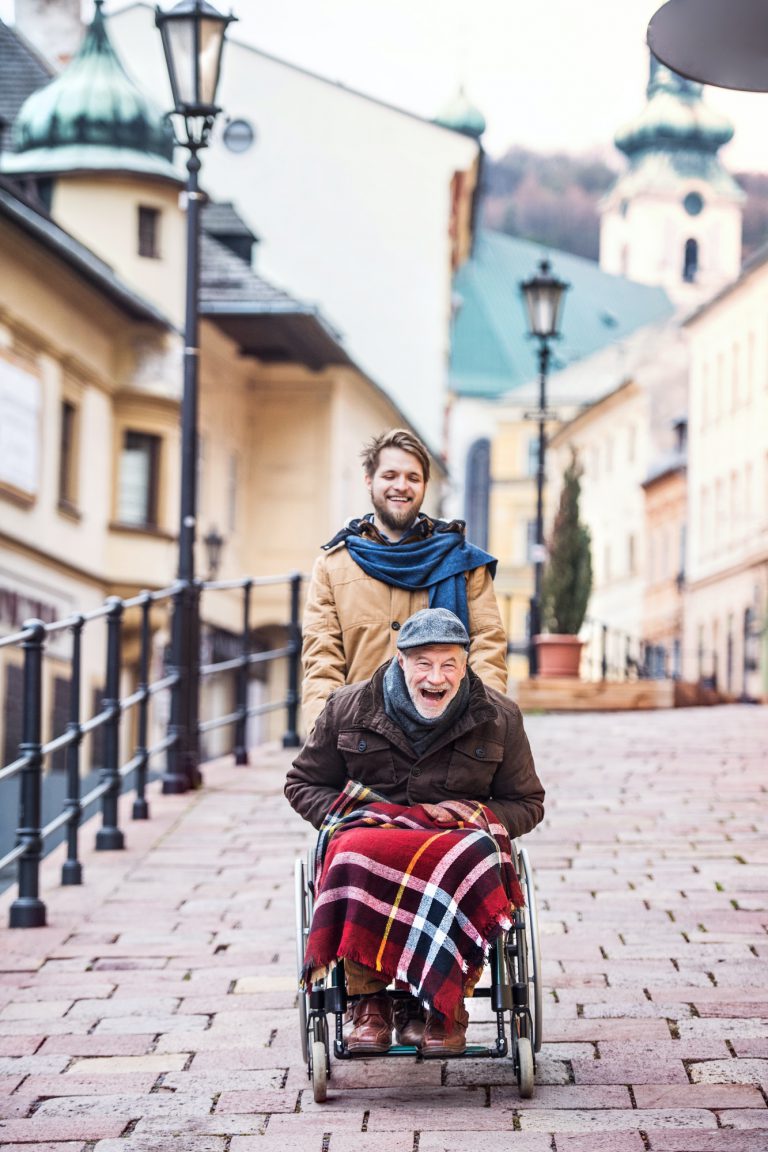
[
  {"left": 347, "top": 993, "right": 394, "bottom": 1054},
  {"left": 393, "top": 996, "right": 425, "bottom": 1046},
  {"left": 420, "top": 1001, "right": 469, "bottom": 1056}
]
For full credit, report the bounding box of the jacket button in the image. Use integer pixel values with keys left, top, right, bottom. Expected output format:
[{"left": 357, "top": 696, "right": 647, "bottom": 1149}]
[
  {"left": 391, "top": 621, "right": 400, "bottom": 630},
  {"left": 357, "top": 739, "right": 367, "bottom": 752},
  {"left": 412, "top": 767, "right": 421, "bottom": 777},
  {"left": 475, "top": 747, "right": 486, "bottom": 758}
]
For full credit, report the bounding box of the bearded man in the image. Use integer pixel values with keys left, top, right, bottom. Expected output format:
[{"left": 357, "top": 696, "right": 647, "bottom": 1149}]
[
  {"left": 286, "top": 607, "right": 544, "bottom": 1056},
  {"left": 300, "top": 427, "right": 508, "bottom": 735}
]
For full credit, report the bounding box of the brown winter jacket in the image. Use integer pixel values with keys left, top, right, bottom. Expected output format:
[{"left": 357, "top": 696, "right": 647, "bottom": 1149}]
[
  {"left": 300, "top": 542, "right": 509, "bottom": 734},
  {"left": 286, "top": 664, "right": 544, "bottom": 839}
]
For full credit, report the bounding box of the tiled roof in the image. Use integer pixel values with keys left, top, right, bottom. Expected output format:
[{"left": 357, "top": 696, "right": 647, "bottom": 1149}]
[
  {"left": 202, "top": 200, "right": 259, "bottom": 243},
  {"left": 450, "top": 229, "right": 675, "bottom": 398},
  {"left": 200, "top": 231, "right": 306, "bottom": 310},
  {"left": 0, "top": 19, "right": 52, "bottom": 154}
]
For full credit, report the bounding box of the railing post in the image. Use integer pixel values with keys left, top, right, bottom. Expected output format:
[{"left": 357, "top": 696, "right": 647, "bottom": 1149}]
[
  {"left": 96, "top": 597, "right": 125, "bottom": 851},
  {"left": 163, "top": 581, "right": 191, "bottom": 794},
  {"left": 132, "top": 593, "right": 151, "bottom": 820},
  {"left": 282, "top": 571, "right": 302, "bottom": 749},
  {"left": 186, "top": 579, "right": 203, "bottom": 789},
  {"left": 62, "top": 615, "right": 84, "bottom": 886},
  {"left": 600, "top": 624, "right": 608, "bottom": 681},
  {"left": 9, "top": 619, "right": 47, "bottom": 928},
  {"left": 234, "top": 579, "right": 252, "bottom": 765}
]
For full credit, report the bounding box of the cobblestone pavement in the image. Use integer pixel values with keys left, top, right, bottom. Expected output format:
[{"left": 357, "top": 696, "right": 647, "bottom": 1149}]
[{"left": 0, "top": 704, "right": 765, "bottom": 1151}]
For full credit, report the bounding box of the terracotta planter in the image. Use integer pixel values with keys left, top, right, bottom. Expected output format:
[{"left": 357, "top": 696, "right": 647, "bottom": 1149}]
[{"left": 533, "top": 634, "right": 583, "bottom": 678}]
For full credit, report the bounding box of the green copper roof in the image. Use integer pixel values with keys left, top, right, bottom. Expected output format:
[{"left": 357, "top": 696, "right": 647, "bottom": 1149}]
[
  {"left": 610, "top": 53, "right": 743, "bottom": 203},
  {"left": 615, "top": 54, "right": 734, "bottom": 157},
  {"left": 450, "top": 229, "right": 674, "bottom": 398},
  {"left": 3, "top": 0, "right": 178, "bottom": 182},
  {"left": 434, "top": 86, "right": 486, "bottom": 139}
]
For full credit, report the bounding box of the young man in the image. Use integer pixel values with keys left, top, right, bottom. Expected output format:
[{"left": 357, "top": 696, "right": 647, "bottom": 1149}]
[
  {"left": 301, "top": 428, "right": 508, "bottom": 734},
  {"left": 286, "top": 608, "right": 544, "bottom": 1056}
]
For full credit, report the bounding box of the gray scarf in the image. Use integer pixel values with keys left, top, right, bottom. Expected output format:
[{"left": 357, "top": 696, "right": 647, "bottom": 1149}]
[{"left": 383, "top": 656, "right": 470, "bottom": 757}]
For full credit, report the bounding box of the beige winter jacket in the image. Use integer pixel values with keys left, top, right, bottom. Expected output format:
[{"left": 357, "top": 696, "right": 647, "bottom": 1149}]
[{"left": 301, "top": 542, "right": 509, "bottom": 734}]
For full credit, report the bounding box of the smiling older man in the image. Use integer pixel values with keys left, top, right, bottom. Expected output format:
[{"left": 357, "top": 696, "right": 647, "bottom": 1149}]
[{"left": 285, "top": 607, "right": 544, "bottom": 1057}]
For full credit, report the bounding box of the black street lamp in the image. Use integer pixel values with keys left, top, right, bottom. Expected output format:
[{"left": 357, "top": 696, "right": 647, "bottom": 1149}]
[
  {"left": 520, "top": 258, "right": 569, "bottom": 677},
  {"left": 203, "top": 526, "right": 225, "bottom": 580},
  {"left": 156, "top": 0, "right": 235, "bottom": 793}
]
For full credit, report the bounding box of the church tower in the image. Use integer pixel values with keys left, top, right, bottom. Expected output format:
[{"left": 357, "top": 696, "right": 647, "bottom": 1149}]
[{"left": 600, "top": 53, "right": 744, "bottom": 305}]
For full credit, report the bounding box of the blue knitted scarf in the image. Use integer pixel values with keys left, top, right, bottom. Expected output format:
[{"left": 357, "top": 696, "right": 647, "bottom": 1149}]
[{"left": 345, "top": 531, "right": 497, "bottom": 627}]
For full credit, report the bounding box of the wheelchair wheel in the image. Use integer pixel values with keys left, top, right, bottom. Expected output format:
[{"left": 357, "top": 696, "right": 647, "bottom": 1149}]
[
  {"left": 515, "top": 1034, "right": 534, "bottom": 1099},
  {"left": 294, "top": 852, "right": 313, "bottom": 1064},
  {"left": 518, "top": 845, "right": 543, "bottom": 1053},
  {"left": 309, "top": 1014, "right": 329, "bottom": 1103}
]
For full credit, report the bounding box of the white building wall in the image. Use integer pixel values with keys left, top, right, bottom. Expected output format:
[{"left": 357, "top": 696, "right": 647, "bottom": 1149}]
[
  {"left": 107, "top": 4, "right": 478, "bottom": 453},
  {"left": 600, "top": 191, "right": 742, "bottom": 304},
  {"left": 684, "top": 265, "right": 768, "bottom": 692}
]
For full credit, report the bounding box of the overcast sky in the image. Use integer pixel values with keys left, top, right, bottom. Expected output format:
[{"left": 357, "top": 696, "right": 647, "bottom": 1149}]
[{"left": 4, "top": 0, "right": 768, "bottom": 171}]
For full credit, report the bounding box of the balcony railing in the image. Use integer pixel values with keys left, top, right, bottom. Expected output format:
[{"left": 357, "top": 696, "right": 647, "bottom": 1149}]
[{"left": 0, "top": 572, "right": 302, "bottom": 928}]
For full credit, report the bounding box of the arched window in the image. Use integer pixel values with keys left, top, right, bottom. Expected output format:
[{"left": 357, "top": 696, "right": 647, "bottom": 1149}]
[
  {"left": 683, "top": 238, "right": 698, "bottom": 283},
  {"left": 464, "top": 438, "right": 490, "bottom": 549}
]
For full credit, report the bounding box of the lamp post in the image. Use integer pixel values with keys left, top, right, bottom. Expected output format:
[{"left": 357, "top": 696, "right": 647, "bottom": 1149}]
[
  {"left": 156, "top": 0, "right": 235, "bottom": 793},
  {"left": 520, "top": 258, "right": 569, "bottom": 678}
]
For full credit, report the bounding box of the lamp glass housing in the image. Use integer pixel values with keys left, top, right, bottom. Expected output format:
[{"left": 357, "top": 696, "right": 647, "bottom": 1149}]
[
  {"left": 156, "top": 0, "right": 234, "bottom": 116},
  {"left": 521, "top": 259, "right": 569, "bottom": 340}
]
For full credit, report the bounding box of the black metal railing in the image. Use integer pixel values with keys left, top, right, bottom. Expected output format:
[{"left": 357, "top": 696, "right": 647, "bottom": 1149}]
[{"left": 0, "top": 572, "right": 303, "bottom": 928}]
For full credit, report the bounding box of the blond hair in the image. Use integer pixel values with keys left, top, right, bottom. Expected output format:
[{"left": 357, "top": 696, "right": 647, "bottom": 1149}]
[{"left": 360, "top": 428, "right": 431, "bottom": 483}]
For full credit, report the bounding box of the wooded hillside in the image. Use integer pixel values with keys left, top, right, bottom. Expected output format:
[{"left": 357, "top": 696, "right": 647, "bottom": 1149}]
[{"left": 482, "top": 147, "right": 768, "bottom": 264}]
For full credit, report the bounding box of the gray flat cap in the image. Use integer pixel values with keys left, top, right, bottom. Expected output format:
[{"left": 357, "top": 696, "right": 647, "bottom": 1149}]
[{"left": 396, "top": 607, "right": 470, "bottom": 651}]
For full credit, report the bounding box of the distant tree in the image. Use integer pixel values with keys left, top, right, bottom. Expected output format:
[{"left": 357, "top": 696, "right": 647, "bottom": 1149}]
[{"left": 541, "top": 449, "right": 593, "bottom": 636}]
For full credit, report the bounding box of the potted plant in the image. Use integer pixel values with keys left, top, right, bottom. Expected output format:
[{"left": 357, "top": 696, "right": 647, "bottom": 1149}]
[{"left": 535, "top": 448, "right": 593, "bottom": 678}]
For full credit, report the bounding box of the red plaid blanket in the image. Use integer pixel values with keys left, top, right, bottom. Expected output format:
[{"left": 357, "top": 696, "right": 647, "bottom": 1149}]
[{"left": 303, "top": 781, "right": 524, "bottom": 1018}]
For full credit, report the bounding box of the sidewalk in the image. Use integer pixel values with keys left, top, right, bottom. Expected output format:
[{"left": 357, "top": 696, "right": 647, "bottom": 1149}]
[{"left": 0, "top": 706, "right": 766, "bottom": 1151}]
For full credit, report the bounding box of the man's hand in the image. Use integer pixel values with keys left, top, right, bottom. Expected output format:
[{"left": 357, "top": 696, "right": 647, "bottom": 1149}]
[{"left": 421, "top": 803, "right": 457, "bottom": 826}]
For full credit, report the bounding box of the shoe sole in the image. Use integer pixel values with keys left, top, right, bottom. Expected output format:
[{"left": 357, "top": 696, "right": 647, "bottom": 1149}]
[{"left": 346, "top": 1042, "right": 392, "bottom": 1055}]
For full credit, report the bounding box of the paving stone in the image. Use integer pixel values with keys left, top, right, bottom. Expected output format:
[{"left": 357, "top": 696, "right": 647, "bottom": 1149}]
[
  {"left": 689, "top": 1059, "right": 768, "bottom": 1086},
  {"left": 633, "top": 1083, "right": 766, "bottom": 1108},
  {"left": 553, "top": 1136, "right": 646, "bottom": 1152},
  {"left": 21, "top": 1073, "right": 159, "bottom": 1096},
  {"left": 647, "top": 1132, "right": 768, "bottom": 1150},
  {"left": 94, "top": 1140, "right": 225, "bottom": 1152},
  {"left": 517, "top": 1107, "right": 719, "bottom": 1131},
  {"left": 0, "top": 1118, "right": 128, "bottom": 1140},
  {"left": 0, "top": 1144, "right": 86, "bottom": 1152},
  {"left": 418, "top": 1135, "right": 552, "bottom": 1152},
  {"left": 38, "top": 1034, "right": 156, "bottom": 1056},
  {"left": 717, "top": 1110, "right": 768, "bottom": 1129}
]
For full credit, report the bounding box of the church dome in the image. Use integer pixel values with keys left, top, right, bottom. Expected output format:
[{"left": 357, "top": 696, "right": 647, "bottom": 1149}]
[
  {"left": 615, "top": 54, "right": 734, "bottom": 157},
  {"left": 434, "top": 85, "right": 486, "bottom": 139},
  {"left": 3, "top": 0, "right": 179, "bottom": 182}
]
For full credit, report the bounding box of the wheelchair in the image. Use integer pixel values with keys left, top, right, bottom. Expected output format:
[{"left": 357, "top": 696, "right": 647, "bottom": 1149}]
[{"left": 294, "top": 839, "right": 542, "bottom": 1103}]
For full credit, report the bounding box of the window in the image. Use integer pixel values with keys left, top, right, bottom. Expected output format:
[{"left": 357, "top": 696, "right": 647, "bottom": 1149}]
[
  {"left": 227, "top": 453, "right": 239, "bottom": 533},
  {"left": 117, "top": 431, "right": 160, "bottom": 527},
  {"left": 683, "top": 238, "right": 698, "bottom": 283},
  {"left": 464, "top": 439, "right": 490, "bottom": 550},
  {"left": 525, "top": 520, "right": 537, "bottom": 565},
  {"left": 58, "top": 399, "right": 79, "bottom": 511},
  {"left": 627, "top": 533, "right": 636, "bottom": 576},
  {"left": 138, "top": 206, "right": 161, "bottom": 259},
  {"left": 526, "top": 437, "right": 539, "bottom": 478}
]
